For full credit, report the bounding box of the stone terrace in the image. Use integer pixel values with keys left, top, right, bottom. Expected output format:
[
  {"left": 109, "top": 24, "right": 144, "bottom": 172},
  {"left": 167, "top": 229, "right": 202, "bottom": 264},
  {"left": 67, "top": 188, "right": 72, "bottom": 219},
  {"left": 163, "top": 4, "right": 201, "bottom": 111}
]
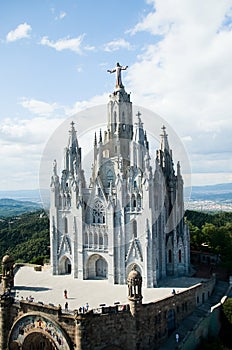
[{"left": 12, "top": 265, "right": 206, "bottom": 312}]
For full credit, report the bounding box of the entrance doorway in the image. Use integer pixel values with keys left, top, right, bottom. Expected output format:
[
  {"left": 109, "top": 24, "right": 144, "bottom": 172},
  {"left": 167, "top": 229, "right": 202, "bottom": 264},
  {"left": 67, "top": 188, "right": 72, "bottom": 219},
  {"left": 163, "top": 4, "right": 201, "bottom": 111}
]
[
  {"left": 22, "top": 332, "right": 57, "bottom": 350},
  {"left": 167, "top": 309, "right": 176, "bottom": 335},
  {"left": 87, "top": 254, "right": 108, "bottom": 279},
  {"left": 59, "top": 256, "right": 71, "bottom": 275},
  {"left": 96, "top": 258, "right": 107, "bottom": 277}
]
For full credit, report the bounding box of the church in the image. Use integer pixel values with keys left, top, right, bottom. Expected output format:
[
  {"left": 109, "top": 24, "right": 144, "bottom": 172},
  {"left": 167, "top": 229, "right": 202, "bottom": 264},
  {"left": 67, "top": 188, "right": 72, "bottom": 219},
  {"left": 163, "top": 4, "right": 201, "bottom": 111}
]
[{"left": 49, "top": 63, "right": 190, "bottom": 287}]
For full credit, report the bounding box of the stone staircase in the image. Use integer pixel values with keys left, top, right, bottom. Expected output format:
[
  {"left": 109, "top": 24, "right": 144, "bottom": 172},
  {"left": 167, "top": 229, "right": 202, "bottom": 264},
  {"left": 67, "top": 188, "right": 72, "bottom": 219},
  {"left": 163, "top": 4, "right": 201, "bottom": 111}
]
[{"left": 158, "top": 280, "right": 229, "bottom": 350}]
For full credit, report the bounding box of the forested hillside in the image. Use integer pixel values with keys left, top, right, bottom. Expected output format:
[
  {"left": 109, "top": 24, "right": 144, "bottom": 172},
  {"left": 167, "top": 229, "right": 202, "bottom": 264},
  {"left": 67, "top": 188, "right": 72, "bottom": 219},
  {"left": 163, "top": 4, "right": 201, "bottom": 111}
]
[
  {"left": 185, "top": 210, "right": 232, "bottom": 228},
  {"left": 0, "top": 211, "right": 49, "bottom": 266},
  {"left": 185, "top": 210, "right": 232, "bottom": 273}
]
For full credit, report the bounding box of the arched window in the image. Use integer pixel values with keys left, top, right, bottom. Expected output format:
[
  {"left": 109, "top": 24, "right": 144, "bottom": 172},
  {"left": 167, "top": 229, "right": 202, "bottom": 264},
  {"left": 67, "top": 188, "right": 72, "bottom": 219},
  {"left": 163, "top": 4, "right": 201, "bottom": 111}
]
[
  {"left": 64, "top": 217, "right": 68, "bottom": 233},
  {"left": 168, "top": 249, "right": 172, "bottom": 263},
  {"left": 132, "top": 220, "right": 137, "bottom": 238},
  {"left": 132, "top": 194, "right": 136, "bottom": 210},
  {"left": 137, "top": 194, "right": 141, "bottom": 209},
  {"left": 107, "top": 170, "right": 114, "bottom": 187},
  {"left": 89, "top": 232, "right": 93, "bottom": 247},
  {"left": 113, "top": 111, "right": 117, "bottom": 131},
  {"left": 85, "top": 232, "right": 88, "bottom": 245},
  {"left": 104, "top": 233, "right": 108, "bottom": 248},
  {"left": 178, "top": 249, "right": 182, "bottom": 263},
  {"left": 94, "top": 233, "right": 98, "bottom": 246},
  {"left": 92, "top": 199, "right": 105, "bottom": 224},
  {"left": 126, "top": 194, "right": 130, "bottom": 211},
  {"left": 122, "top": 111, "right": 125, "bottom": 123},
  {"left": 99, "top": 233, "right": 103, "bottom": 246}
]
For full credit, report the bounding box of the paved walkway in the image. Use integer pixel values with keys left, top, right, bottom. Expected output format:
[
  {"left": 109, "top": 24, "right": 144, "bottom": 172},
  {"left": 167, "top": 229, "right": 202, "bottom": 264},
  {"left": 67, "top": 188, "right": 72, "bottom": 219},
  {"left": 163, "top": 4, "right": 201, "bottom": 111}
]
[{"left": 12, "top": 265, "right": 205, "bottom": 312}]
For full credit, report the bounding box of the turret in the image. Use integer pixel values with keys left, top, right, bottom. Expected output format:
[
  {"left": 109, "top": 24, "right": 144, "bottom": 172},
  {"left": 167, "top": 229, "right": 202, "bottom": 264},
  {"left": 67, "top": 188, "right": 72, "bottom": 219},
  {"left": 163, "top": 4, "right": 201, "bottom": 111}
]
[
  {"left": 127, "top": 264, "right": 143, "bottom": 316},
  {"left": 1, "top": 254, "right": 14, "bottom": 292}
]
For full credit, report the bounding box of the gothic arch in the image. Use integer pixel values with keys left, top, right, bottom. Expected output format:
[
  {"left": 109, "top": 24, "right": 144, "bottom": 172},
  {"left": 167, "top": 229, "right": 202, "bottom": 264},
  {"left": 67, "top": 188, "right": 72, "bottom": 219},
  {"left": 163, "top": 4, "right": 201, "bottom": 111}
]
[
  {"left": 8, "top": 314, "right": 72, "bottom": 350},
  {"left": 59, "top": 255, "right": 72, "bottom": 275},
  {"left": 87, "top": 254, "right": 108, "bottom": 279},
  {"left": 21, "top": 331, "right": 57, "bottom": 350},
  {"left": 167, "top": 309, "right": 176, "bottom": 334}
]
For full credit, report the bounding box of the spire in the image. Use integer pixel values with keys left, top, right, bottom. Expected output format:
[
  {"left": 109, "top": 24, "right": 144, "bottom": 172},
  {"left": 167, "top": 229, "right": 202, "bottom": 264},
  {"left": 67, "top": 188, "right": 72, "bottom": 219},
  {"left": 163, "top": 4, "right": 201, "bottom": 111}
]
[
  {"left": 157, "top": 126, "right": 175, "bottom": 177},
  {"left": 52, "top": 159, "right": 58, "bottom": 177},
  {"left": 177, "top": 161, "right": 181, "bottom": 177},
  {"left": 94, "top": 132, "right": 97, "bottom": 147},
  {"left": 160, "top": 125, "right": 169, "bottom": 152},
  {"left": 64, "top": 121, "right": 82, "bottom": 176},
  {"left": 99, "top": 129, "right": 102, "bottom": 143},
  {"left": 68, "top": 121, "right": 79, "bottom": 150},
  {"left": 134, "top": 111, "right": 145, "bottom": 145},
  {"left": 144, "top": 131, "right": 149, "bottom": 150}
]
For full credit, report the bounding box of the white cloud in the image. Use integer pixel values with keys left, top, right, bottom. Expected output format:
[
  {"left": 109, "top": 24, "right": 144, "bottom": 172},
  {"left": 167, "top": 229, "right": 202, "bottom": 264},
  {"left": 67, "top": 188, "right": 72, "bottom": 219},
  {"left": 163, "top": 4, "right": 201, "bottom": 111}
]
[
  {"left": 0, "top": 117, "right": 65, "bottom": 190},
  {"left": 104, "top": 38, "right": 132, "bottom": 52},
  {"left": 6, "top": 23, "right": 31, "bottom": 42},
  {"left": 59, "top": 11, "right": 67, "bottom": 20},
  {"left": 40, "top": 34, "right": 85, "bottom": 54},
  {"left": 0, "top": 117, "right": 64, "bottom": 145},
  {"left": 63, "top": 93, "right": 109, "bottom": 116},
  {"left": 19, "top": 98, "right": 60, "bottom": 117},
  {"left": 54, "top": 11, "right": 67, "bottom": 20},
  {"left": 125, "top": 0, "right": 232, "bottom": 185},
  {"left": 84, "top": 45, "right": 96, "bottom": 51}
]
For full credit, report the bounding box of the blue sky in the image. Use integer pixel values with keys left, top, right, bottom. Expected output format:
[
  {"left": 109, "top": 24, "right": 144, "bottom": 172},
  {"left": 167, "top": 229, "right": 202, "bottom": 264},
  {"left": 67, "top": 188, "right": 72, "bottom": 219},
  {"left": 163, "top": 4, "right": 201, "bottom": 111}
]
[{"left": 0, "top": 0, "right": 232, "bottom": 190}]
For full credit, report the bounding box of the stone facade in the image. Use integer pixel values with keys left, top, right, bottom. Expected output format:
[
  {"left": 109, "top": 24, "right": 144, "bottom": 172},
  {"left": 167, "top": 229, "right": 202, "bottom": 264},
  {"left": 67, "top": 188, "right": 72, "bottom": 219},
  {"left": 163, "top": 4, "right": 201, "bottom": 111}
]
[{"left": 50, "top": 72, "right": 190, "bottom": 287}]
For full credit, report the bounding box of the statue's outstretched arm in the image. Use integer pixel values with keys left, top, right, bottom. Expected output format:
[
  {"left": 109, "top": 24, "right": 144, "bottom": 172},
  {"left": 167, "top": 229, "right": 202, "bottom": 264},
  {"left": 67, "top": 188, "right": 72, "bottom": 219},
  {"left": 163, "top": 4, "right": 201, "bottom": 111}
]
[{"left": 107, "top": 69, "right": 116, "bottom": 74}]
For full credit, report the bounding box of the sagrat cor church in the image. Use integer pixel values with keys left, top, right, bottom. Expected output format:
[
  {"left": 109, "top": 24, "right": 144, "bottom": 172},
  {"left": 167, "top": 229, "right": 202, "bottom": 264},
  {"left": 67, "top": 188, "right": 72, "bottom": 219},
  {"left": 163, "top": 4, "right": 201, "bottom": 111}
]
[{"left": 50, "top": 63, "right": 190, "bottom": 287}]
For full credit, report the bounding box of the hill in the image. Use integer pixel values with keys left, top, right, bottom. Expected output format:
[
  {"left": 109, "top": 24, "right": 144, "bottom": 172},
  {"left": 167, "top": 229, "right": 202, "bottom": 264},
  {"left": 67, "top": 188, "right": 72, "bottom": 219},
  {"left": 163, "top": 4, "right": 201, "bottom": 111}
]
[{"left": 0, "top": 198, "right": 42, "bottom": 217}]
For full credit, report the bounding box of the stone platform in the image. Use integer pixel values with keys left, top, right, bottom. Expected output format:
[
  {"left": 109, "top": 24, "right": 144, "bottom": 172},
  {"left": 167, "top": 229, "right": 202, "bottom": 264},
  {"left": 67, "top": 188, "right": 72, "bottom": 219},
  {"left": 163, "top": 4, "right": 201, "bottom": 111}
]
[{"left": 12, "top": 265, "right": 206, "bottom": 312}]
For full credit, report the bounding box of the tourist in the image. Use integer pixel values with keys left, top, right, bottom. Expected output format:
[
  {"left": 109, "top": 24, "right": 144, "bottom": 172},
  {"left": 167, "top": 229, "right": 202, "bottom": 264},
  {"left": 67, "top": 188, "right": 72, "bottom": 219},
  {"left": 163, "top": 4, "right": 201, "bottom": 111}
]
[
  {"left": 175, "top": 333, "right": 180, "bottom": 343},
  {"left": 65, "top": 302, "right": 68, "bottom": 312},
  {"left": 64, "top": 289, "right": 67, "bottom": 299},
  {"left": 85, "top": 302, "right": 89, "bottom": 312}
]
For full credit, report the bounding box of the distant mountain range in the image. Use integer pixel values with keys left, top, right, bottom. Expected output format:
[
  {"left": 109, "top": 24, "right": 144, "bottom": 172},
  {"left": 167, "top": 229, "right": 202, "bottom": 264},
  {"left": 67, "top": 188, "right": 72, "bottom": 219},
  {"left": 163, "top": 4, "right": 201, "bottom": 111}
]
[
  {"left": 0, "top": 183, "right": 231, "bottom": 215},
  {"left": 185, "top": 183, "right": 232, "bottom": 211},
  {"left": 0, "top": 198, "right": 42, "bottom": 217}
]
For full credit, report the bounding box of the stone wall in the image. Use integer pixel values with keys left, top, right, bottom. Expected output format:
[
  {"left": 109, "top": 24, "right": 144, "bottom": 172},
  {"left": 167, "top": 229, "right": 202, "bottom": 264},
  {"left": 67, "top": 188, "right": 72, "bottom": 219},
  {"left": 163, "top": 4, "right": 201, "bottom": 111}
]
[{"left": 0, "top": 276, "right": 217, "bottom": 350}]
